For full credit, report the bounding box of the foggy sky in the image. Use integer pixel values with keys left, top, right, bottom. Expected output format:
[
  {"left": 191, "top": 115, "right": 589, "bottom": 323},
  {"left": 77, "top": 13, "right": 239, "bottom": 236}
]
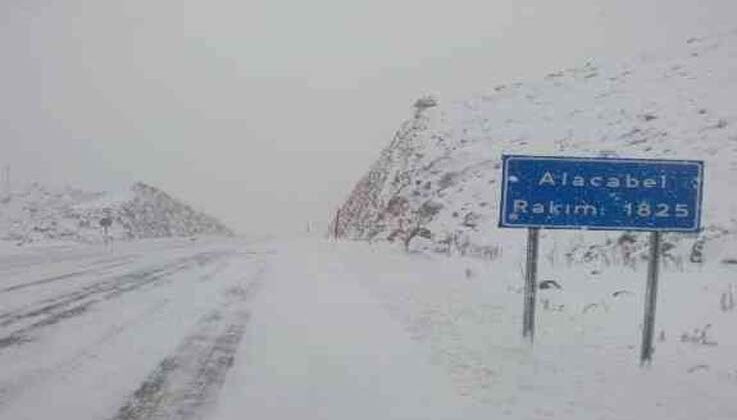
[{"left": 2, "top": 0, "right": 735, "bottom": 235}]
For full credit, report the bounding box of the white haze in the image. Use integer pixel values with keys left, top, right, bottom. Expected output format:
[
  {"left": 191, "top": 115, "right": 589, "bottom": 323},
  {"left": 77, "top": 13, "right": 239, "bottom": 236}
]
[{"left": 2, "top": 0, "right": 735, "bottom": 235}]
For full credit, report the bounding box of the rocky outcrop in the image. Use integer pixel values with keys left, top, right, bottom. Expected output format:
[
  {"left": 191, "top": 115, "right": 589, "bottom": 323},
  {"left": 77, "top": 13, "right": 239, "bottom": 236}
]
[
  {"left": 0, "top": 182, "right": 233, "bottom": 244},
  {"left": 333, "top": 30, "right": 737, "bottom": 262}
]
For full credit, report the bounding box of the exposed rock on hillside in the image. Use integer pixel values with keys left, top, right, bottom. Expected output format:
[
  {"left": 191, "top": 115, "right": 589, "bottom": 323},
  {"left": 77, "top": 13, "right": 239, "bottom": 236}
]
[
  {"left": 0, "top": 182, "right": 233, "bottom": 244},
  {"left": 333, "top": 30, "right": 737, "bottom": 262}
]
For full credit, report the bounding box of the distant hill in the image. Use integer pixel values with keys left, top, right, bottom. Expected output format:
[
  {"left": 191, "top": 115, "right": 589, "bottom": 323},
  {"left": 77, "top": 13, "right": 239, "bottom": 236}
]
[
  {"left": 0, "top": 182, "right": 233, "bottom": 245},
  {"left": 333, "top": 29, "right": 737, "bottom": 264}
]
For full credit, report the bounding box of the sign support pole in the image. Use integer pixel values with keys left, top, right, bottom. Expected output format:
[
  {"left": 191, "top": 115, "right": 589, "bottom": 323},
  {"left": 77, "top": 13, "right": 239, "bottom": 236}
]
[
  {"left": 640, "top": 231, "right": 662, "bottom": 366},
  {"left": 523, "top": 227, "right": 540, "bottom": 343},
  {"left": 334, "top": 208, "right": 340, "bottom": 240}
]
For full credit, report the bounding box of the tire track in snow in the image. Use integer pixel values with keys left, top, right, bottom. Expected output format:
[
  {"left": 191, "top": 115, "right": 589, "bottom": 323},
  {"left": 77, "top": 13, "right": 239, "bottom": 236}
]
[
  {"left": 111, "top": 276, "right": 261, "bottom": 420},
  {"left": 0, "top": 300, "right": 169, "bottom": 409},
  {"left": 0, "top": 256, "right": 139, "bottom": 293},
  {"left": 0, "top": 251, "right": 232, "bottom": 350}
]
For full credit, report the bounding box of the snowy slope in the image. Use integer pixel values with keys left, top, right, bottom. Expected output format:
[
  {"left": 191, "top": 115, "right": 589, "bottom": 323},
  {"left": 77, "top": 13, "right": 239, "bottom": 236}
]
[
  {"left": 0, "top": 182, "right": 233, "bottom": 244},
  {"left": 334, "top": 29, "right": 737, "bottom": 263}
]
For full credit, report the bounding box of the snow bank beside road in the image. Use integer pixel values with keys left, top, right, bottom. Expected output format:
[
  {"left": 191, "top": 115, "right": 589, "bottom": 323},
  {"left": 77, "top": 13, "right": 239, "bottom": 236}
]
[{"left": 335, "top": 239, "right": 737, "bottom": 419}]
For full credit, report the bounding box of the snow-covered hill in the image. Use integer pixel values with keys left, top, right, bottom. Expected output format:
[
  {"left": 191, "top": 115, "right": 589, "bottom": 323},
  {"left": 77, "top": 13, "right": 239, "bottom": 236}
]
[
  {"left": 334, "top": 29, "right": 737, "bottom": 264},
  {"left": 0, "top": 182, "right": 233, "bottom": 245}
]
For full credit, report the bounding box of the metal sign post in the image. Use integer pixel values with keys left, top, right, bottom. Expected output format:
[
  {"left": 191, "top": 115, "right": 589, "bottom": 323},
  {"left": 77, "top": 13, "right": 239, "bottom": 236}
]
[
  {"left": 499, "top": 155, "right": 704, "bottom": 365},
  {"left": 334, "top": 208, "right": 341, "bottom": 240},
  {"left": 640, "top": 231, "right": 662, "bottom": 365},
  {"left": 523, "top": 227, "right": 540, "bottom": 343}
]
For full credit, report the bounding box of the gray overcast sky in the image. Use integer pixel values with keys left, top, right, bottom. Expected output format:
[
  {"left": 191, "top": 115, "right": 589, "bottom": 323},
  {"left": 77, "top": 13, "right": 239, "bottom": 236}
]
[{"left": 2, "top": 0, "right": 735, "bottom": 235}]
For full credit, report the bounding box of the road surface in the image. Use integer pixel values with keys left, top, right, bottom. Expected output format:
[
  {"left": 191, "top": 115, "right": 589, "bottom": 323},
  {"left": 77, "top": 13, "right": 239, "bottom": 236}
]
[{"left": 0, "top": 238, "right": 470, "bottom": 420}]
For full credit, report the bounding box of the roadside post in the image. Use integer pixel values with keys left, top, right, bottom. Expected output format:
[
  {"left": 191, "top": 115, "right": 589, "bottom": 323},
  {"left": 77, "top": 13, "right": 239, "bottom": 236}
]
[
  {"left": 499, "top": 155, "right": 704, "bottom": 365},
  {"left": 334, "top": 208, "right": 341, "bottom": 240},
  {"left": 523, "top": 227, "right": 540, "bottom": 342},
  {"left": 100, "top": 216, "right": 113, "bottom": 241},
  {"left": 641, "top": 231, "right": 662, "bottom": 365}
]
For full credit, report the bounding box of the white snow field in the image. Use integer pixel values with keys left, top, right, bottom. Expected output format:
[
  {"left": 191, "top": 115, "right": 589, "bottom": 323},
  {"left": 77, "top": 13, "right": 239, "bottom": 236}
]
[{"left": 1, "top": 236, "right": 735, "bottom": 419}]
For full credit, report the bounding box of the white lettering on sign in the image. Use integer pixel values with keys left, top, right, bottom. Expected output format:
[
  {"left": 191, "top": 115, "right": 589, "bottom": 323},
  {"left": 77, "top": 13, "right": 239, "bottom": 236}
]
[
  {"left": 538, "top": 172, "right": 668, "bottom": 189},
  {"left": 513, "top": 200, "right": 601, "bottom": 217},
  {"left": 624, "top": 202, "right": 690, "bottom": 218}
]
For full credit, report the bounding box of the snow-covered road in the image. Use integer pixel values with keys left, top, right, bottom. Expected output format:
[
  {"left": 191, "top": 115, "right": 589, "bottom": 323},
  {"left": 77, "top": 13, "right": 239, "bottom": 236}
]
[
  {"left": 0, "top": 238, "right": 476, "bottom": 420},
  {"left": 211, "top": 240, "right": 475, "bottom": 420},
  {"left": 0, "top": 238, "right": 271, "bottom": 419}
]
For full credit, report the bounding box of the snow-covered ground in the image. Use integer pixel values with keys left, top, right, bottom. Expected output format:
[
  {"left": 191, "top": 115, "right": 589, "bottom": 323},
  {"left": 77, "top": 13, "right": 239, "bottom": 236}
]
[
  {"left": 337, "top": 236, "right": 737, "bottom": 419},
  {"left": 334, "top": 28, "right": 737, "bottom": 260},
  {"left": 1, "top": 236, "right": 735, "bottom": 419}
]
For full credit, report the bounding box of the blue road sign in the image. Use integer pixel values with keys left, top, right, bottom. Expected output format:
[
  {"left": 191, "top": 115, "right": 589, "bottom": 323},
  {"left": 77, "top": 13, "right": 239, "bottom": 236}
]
[{"left": 499, "top": 155, "right": 704, "bottom": 232}]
